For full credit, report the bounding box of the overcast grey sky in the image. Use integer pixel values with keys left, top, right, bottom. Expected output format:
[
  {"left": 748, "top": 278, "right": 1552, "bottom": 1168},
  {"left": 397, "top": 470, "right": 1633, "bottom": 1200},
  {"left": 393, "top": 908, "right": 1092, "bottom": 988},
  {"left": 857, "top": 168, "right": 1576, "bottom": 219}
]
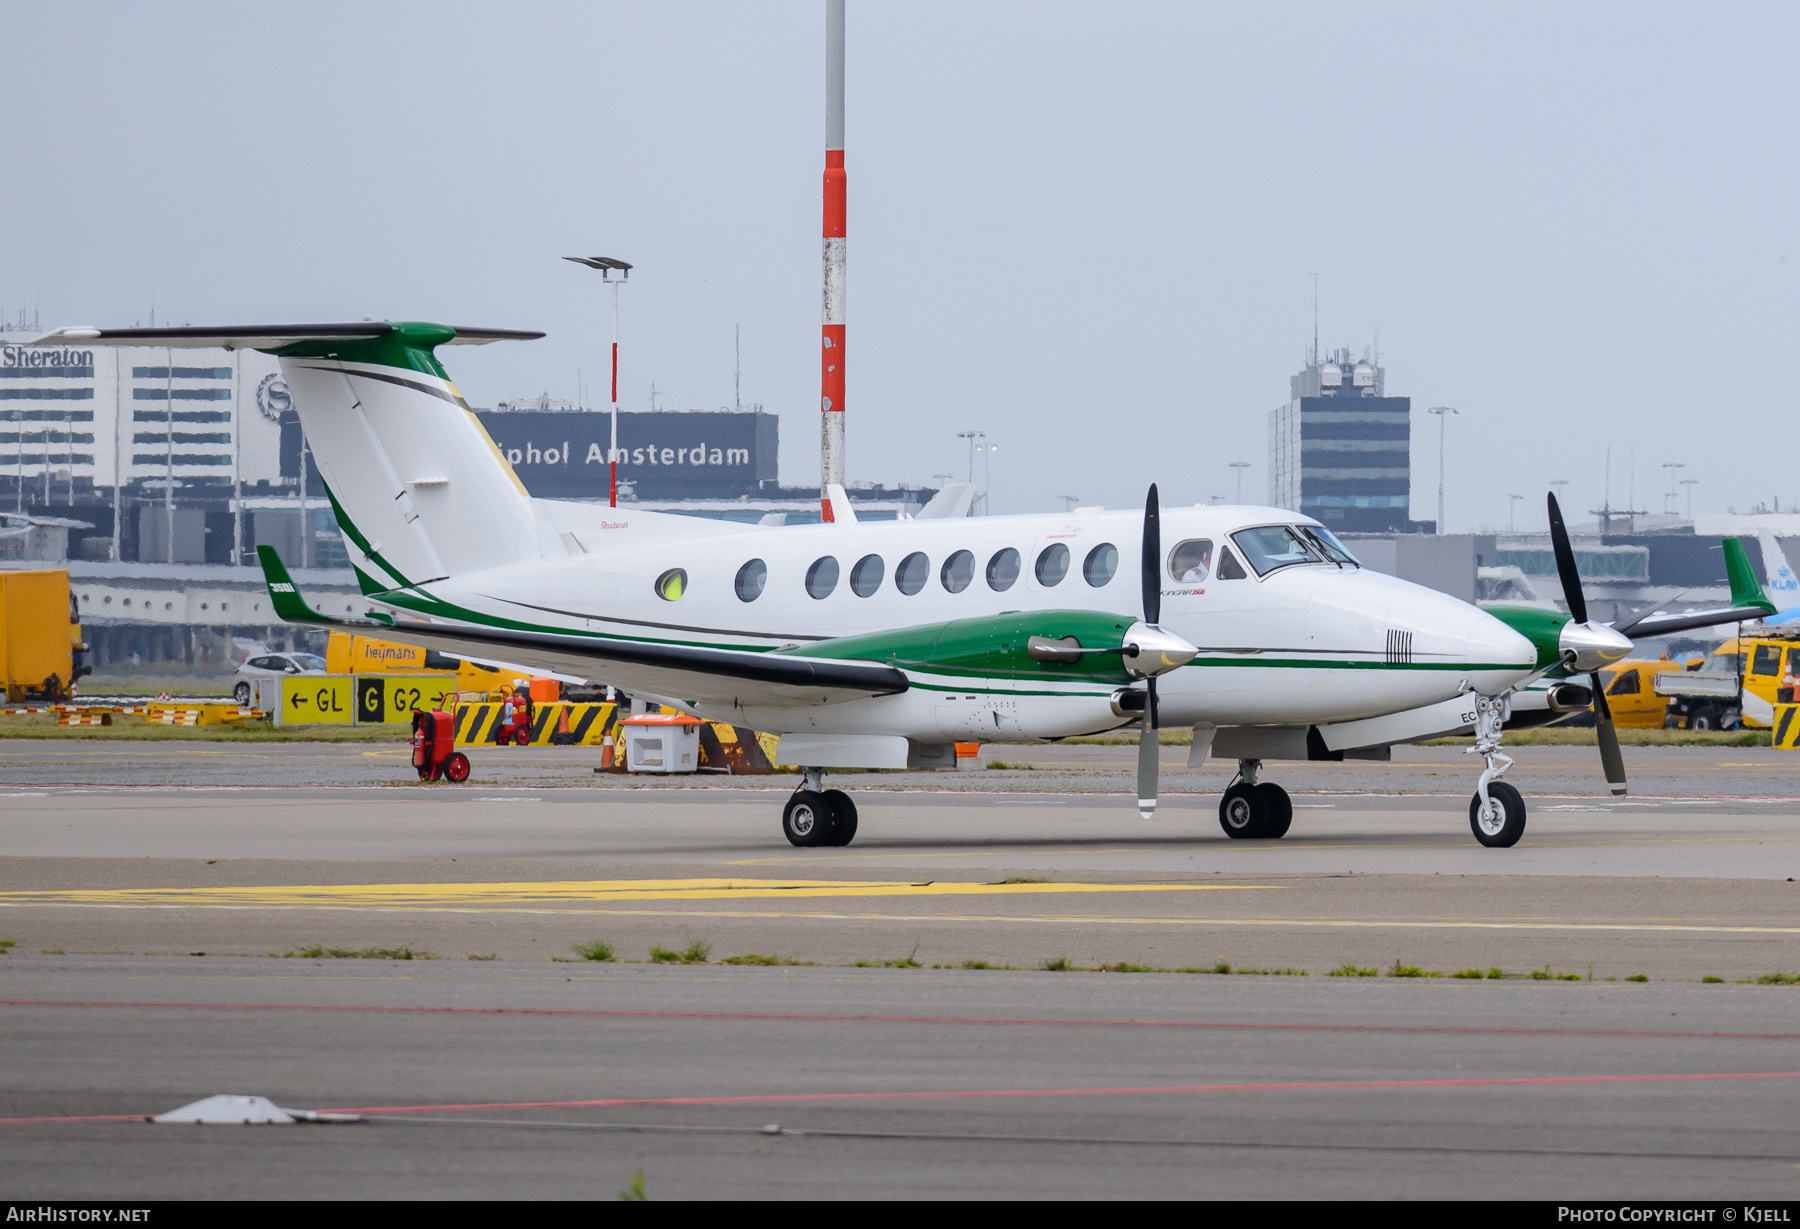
[{"left": 3, "top": 1, "right": 1795, "bottom": 529}]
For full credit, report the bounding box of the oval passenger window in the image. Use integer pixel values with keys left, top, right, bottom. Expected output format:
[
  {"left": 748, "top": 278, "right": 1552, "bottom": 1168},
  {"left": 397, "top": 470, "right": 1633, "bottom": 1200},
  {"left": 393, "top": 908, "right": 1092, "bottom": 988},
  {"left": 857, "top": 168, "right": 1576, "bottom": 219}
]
[
  {"left": 805, "top": 556, "right": 839, "bottom": 599},
  {"left": 895, "top": 551, "right": 929, "bottom": 595},
  {"left": 850, "top": 554, "right": 885, "bottom": 597},
  {"left": 987, "top": 548, "right": 1021, "bottom": 592},
  {"left": 941, "top": 550, "right": 975, "bottom": 594},
  {"left": 655, "top": 568, "right": 687, "bottom": 601},
  {"left": 1168, "top": 539, "right": 1213, "bottom": 583},
  {"left": 735, "top": 559, "right": 767, "bottom": 602},
  {"left": 1035, "top": 542, "right": 1069, "bottom": 586},
  {"left": 1084, "top": 543, "right": 1118, "bottom": 587}
]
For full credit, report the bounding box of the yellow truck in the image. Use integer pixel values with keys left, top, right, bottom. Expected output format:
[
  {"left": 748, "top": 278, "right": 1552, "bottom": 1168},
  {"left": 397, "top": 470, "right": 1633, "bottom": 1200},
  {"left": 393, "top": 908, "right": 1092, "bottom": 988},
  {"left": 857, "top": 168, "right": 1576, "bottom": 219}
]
[
  {"left": 0, "top": 568, "right": 87, "bottom": 702},
  {"left": 325, "top": 631, "right": 504, "bottom": 697},
  {"left": 1656, "top": 629, "right": 1800, "bottom": 730},
  {"left": 1590, "top": 659, "right": 1686, "bottom": 729}
]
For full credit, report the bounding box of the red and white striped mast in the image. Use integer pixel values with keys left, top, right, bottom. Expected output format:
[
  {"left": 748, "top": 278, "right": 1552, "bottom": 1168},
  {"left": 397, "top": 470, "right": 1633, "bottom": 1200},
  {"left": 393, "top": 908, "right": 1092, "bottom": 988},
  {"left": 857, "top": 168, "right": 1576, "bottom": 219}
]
[
  {"left": 819, "top": 0, "right": 847, "bottom": 520},
  {"left": 563, "top": 254, "right": 633, "bottom": 507}
]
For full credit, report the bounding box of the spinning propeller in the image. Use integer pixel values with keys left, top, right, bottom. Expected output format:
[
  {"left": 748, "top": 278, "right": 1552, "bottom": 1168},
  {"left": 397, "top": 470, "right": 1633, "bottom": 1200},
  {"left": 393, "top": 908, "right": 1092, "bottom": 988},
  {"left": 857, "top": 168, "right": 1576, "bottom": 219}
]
[
  {"left": 1546, "top": 491, "right": 1634, "bottom": 796},
  {"left": 1129, "top": 485, "right": 1199, "bottom": 818}
]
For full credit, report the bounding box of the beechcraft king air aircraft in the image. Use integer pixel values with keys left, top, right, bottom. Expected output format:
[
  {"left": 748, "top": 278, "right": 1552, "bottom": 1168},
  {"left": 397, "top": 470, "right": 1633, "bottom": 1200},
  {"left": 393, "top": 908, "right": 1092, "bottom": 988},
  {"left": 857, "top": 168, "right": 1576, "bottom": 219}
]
[{"left": 36, "top": 321, "right": 1780, "bottom": 848}]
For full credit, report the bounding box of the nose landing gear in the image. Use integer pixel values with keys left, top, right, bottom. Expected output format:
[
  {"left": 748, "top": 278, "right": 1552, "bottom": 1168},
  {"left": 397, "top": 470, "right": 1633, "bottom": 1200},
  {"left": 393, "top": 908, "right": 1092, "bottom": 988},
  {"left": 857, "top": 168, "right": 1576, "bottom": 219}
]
[
  {"left": 1218, "top": 759, "right": 1292, "bottom": 840},
  {"left": 782, "top": 768, "right": 859, "bottom": 847},
  {"left": 1468, "top": 693, "right": 1527, "bottom": 847}
]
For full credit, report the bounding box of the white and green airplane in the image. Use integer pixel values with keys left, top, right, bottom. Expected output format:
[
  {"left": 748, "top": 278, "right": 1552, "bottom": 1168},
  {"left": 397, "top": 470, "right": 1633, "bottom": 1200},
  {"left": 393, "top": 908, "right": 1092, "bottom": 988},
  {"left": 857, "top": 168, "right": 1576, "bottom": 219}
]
[{"left": 38, "top": 321, "right": 1776, "bottom": 848}]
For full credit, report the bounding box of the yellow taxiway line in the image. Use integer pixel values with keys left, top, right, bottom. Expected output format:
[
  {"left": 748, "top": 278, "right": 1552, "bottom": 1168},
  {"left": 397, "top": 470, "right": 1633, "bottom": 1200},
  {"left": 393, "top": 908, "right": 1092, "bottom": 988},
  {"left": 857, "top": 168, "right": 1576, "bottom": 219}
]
[{"left": 0, "top": 877, "right": 1278, "bottom": 911}]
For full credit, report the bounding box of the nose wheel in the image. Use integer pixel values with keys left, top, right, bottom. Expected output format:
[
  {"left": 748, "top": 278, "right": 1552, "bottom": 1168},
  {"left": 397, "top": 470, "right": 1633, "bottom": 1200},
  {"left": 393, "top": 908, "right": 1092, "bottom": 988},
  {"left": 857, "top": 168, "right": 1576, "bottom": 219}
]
[{"left": 782, "top": 769, "right": 859, "bottom": 847}]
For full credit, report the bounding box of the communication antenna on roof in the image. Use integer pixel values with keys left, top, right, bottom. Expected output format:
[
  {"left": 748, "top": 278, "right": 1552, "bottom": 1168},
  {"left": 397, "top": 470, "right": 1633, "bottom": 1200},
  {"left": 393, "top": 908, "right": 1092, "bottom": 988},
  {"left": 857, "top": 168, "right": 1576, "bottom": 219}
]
[
  {"left": 735, "top": 323, "right": 741, "bottom": 412},
  {"left": 1310, "top": 273, "right": 1319, "bottom": 365}
]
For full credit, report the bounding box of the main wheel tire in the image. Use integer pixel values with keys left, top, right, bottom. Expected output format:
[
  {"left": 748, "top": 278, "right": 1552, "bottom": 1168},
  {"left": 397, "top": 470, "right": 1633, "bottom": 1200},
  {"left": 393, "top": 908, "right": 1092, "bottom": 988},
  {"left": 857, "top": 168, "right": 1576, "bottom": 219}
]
[
  {"left": 1255, "top": 782, "right": 1292, "bottom": 839},
  {"left": 1469, "top": 781, "right": 1526, "bottom": 847},
  {"left": 233, "top": 681, "right": 252, "bottom": 706},
  {"left": 821, "top": 789, "right": 858, "bottom": 846},
  {"left": 1219, "top": 782, "right": 1270, "bottom": 839},
  {"left": 783, "top": 790, "right": 834, "bottom": 847},
  {"left": 444, "top": 752, "right": 471, "bottom": 783}
]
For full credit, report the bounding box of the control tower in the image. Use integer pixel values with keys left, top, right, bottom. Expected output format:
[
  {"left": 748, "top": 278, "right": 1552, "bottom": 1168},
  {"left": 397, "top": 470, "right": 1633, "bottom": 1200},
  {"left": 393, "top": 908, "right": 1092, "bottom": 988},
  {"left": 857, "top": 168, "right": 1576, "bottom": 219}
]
[{"left": 1267, "top": 346, "right": 1415, "bottom": 532}]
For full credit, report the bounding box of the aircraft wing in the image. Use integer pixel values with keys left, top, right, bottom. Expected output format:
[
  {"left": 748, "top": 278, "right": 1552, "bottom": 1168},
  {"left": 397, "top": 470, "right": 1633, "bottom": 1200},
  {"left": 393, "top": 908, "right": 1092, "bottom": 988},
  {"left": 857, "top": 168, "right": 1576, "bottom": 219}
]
[
  {"left": 257, "top": 547, "right": 907, "bottom": 709},
  {"left": 1613, "top": 538, "right": 1776, "bottom": 639},
  {"left": 32, "top": 323, "right": 543, "bottom": 349}
]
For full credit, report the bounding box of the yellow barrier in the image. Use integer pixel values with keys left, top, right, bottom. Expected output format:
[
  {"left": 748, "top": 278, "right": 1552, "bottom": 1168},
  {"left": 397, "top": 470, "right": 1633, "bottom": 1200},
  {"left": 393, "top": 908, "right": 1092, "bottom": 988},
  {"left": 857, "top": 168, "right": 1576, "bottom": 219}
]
[
  {"left": 1774, "top": 703, "right": 1800, "bottom": 749},
  {"left": 454, "top": 701, "right": 620, "bottom": 748},
  {"left": 148, "top": 702, "right": 255, "bottom": 726}
]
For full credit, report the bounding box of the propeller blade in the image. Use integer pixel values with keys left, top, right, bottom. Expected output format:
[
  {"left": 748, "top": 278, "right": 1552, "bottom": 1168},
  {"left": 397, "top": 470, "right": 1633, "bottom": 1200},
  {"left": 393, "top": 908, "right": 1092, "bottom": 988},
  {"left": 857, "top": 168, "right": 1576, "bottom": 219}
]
[
  {"left": 1142, "top": 484, "right": 1161, "bottom": 627},
  {"left": 1590, "top": 674, "right": 1629, "bottom": 796},
  {"left": 1546, "top": 491, "right": 1589, "bottom": 627},
  {"left": 1610, "top": 590, "right": 1688, "bottom": 637},
  {"left": 1137, "top": 678, "right": 1159, "bottom": 818}
]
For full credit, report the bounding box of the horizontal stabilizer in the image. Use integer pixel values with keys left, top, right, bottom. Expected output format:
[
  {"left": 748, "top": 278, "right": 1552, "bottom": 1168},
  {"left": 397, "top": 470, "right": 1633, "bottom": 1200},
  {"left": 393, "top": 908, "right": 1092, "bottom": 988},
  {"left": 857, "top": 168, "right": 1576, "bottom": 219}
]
[{"left": 32, "top": 323, "right": 543, "bottom": 350}]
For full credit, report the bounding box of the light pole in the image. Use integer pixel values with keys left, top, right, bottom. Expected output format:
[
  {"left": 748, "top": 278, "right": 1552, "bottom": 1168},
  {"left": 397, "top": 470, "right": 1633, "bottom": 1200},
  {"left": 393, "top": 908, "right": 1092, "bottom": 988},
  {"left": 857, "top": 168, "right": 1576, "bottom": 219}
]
[
  {"left": 1680, "top": 477, "right": 1698, "bottom": 519},
  {"left": 1662, "top": 461, "right": 1685, "bottom": 516},
  {"left": 956, "top": 431, "right": 985, "bottom": 485},
  {"left": 1427, "top": 406, "right": 1457, "bottom": 535},
  {"left": 564, "top": 255, "right": 633, "bottom": 507},
  {"left": 1508, "top": 493, "right": 1523, "bottom": 532},
  {"left": 1229, "top": 460, "right": 1251, "bottom": 503}
]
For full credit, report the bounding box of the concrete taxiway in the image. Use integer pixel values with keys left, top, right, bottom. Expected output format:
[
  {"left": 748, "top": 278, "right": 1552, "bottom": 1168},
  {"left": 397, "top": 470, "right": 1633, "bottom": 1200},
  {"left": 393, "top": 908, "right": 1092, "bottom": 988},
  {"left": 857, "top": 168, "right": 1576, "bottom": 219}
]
[{"left": 0, "top": 740, "right": 1796, "bottom": 1198}]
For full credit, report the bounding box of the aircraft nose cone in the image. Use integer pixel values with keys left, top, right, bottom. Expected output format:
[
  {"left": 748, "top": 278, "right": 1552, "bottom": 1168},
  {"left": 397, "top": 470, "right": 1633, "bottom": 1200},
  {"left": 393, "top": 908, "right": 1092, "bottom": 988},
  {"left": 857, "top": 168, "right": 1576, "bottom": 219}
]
[{"left": 1469, "top": 606, "right": 1540, "bottom": 669}]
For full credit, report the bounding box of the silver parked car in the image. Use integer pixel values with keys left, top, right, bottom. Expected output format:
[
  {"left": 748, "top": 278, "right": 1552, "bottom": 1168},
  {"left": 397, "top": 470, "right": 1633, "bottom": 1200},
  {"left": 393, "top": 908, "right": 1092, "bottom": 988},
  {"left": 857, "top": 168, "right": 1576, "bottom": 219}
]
[{"left": 233, "top": 652, "right": 327, "bottom": 706}]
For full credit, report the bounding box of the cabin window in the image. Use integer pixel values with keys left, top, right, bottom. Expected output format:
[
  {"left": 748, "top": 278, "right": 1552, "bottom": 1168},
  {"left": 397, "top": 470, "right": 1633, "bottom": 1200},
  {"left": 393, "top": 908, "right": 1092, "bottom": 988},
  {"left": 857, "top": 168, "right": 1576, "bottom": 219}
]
[
  {"left": 987, "top": 548, "right": 1021, "bottom": 592},
  {"left": 851, "top": 554, "right": 885, "bottom": 597},
  {"left": 895, "top": 551, "right": 929, "bottom": 595},
  {"left": 1216, "top": 547, "right": 1248, "bottom": 580},
  {"left": 1083, "top": 542, "right": 1118, "bottom": 587},
  {"left": 1752, "top": 644, "right": 1782, "bottom": 676},
  {"left": 941, "top": 550, "right": 975, "bottom": 593},
  {"left": 1230, "top": 525, "right": 1321, "bottom": 576},
  {"left": 1035, "top": 542, "right": 1070, "bottom": 586},
  {"left": 655, "top": 568, "right": 687, "bottom": 601},
  {"left": 1607, "top": 670, "right": 1640, "bottom": 696},
  {"left": 1168, "top": 539, "right": 1213, "bottom": 583},
  {"left": 735, "top": 558, "right": 767, "bottom": 602},
  {"left": 805, "top": 556, "right": 839, "bottom": 599}
]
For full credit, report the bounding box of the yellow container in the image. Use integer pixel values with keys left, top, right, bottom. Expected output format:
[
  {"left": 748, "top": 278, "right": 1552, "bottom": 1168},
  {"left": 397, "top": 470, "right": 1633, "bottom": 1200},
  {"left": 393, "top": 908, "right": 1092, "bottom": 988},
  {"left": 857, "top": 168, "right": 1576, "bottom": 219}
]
[{"left": 0, "top": 569, "right": 75, "bottom": 702}]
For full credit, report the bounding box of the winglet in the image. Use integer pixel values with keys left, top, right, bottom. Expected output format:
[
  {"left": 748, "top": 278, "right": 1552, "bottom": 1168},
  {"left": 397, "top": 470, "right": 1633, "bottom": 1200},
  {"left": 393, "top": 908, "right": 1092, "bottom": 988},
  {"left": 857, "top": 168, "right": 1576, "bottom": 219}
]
[
  {"left": 1724, "top": 537, "right": 1777, "bottom": 616},
  {"left": 256, "top": 545, "right": 336, "bottom": 626}
]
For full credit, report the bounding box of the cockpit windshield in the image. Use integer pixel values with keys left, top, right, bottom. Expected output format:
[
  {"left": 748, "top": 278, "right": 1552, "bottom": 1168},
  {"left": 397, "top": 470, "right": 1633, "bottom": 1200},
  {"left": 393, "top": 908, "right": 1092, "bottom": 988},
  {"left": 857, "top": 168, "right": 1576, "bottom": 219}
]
[
  {"left": 1229, "top": 525, "right": 1324, "bottom": 576},
  {"left": 1297, "top": 525, "right": 1360, "bottom": 567}
]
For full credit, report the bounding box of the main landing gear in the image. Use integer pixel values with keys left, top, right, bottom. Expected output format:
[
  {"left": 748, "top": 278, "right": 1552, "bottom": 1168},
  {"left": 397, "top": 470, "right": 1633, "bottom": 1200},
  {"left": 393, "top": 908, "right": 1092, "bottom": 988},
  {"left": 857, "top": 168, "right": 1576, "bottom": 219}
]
[
  {"left": 1468, "top": 693, "right": 1527, "bottom": 847},
  {"left": 782, "top": 767, "right": 859, "bottom": 847},
  {"left": 1218, "top": 759, "right": 1292, "bottom": 840}
]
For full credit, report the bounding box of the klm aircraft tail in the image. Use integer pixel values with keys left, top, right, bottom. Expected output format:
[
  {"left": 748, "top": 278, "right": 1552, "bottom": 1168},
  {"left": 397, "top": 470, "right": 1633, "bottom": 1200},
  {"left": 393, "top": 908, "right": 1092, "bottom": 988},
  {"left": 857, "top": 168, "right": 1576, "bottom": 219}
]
[
  {"left": 34, "top": 321, "right": 545, "bottom": 594},
  {"left": 1757, "top": 529, "right": 1800, "bottom": 624}
]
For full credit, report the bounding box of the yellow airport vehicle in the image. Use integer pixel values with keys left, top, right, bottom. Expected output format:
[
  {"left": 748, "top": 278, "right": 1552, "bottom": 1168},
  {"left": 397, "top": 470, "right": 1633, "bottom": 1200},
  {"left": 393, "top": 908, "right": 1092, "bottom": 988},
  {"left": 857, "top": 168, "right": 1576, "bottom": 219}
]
[
  {"left": 325, "top": 631, "right": 505, "bottom": 697},
  {"left": 1656, "top": 628, "right": 1800, "bottom": 730},
  {"left": 1591, "top": 659, "right": 1685, "bottom": 729},
  {"left": 0, "top": 569, "right": 88, "bottom": 702}
]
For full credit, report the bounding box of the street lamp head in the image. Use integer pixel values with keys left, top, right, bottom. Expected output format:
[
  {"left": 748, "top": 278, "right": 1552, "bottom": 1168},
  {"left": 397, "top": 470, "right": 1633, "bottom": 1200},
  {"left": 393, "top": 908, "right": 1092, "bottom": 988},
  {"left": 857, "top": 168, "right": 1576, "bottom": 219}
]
[{"left": 564, "top": 256, "right": 633, "bottom": 279}]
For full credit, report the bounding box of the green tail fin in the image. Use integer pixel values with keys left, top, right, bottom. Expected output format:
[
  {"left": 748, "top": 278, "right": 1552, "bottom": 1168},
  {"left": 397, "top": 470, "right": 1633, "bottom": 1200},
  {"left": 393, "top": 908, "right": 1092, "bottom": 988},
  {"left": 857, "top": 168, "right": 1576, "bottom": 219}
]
[
  {"left": 1724, "top": 537, "right": 1776, "bottom": 615},
  {"left": 256, "top": 544, "right": 335, "bottom": 625}
]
